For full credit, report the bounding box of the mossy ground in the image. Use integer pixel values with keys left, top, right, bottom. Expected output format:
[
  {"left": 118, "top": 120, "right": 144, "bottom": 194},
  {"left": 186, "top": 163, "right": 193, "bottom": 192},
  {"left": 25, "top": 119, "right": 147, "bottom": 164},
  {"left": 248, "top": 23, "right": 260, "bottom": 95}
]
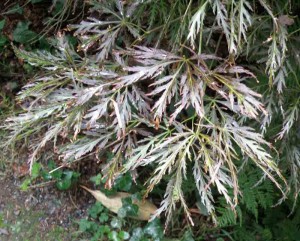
[{"left": 0, "top": 174, "right": 88, "bottom": 241}]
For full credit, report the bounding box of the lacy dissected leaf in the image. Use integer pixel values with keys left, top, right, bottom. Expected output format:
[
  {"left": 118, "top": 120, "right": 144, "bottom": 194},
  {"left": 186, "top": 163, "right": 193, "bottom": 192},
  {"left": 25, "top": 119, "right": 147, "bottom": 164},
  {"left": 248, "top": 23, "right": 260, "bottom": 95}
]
[
  {"left": 70, "top": 0, "right": 141, "bottom": 61},
  {"left": 124, "top": 115, "right": 283, "bottom": 224},
  {"left": 235, "top": 0, "right": 252, "bottom": 45},
  {"left": 3, "top": 0, "right": 299, "bottom": 230},
  {"left": 119, "top": 46, "right": 265, "bottom": 120}
]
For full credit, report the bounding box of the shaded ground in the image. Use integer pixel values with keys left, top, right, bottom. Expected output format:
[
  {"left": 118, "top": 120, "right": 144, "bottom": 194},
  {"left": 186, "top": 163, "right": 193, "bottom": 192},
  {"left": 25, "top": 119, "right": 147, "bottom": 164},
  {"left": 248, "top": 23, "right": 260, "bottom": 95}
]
[
  {"left": 0, "top": 2, "right": 92, "bottom": 239},
  {"left": 0, "top": 174, "right": 91, "bottom": 241}
]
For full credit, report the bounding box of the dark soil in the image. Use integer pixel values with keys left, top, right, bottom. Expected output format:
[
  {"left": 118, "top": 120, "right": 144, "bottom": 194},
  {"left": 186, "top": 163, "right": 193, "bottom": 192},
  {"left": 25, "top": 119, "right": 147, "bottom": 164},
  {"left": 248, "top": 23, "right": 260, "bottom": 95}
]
[{"left": 0, "top": 174, "right": 93, "bottom": 241}]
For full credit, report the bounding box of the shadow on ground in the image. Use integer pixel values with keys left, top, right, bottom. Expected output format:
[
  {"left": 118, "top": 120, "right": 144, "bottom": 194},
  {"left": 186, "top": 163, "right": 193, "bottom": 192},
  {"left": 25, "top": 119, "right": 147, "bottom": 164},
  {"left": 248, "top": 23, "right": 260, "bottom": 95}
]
[{"left": 0, "top": 175, "right": 90, "bottom": 241}]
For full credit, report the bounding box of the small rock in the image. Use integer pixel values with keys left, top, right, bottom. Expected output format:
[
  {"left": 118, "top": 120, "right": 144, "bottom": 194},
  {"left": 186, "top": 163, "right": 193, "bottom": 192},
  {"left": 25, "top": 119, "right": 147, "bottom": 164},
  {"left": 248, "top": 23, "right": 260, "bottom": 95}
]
[
  {"left": 14, "top": 209, "right": 21, "bottom": 216},
  {"left": 278, "top": 15, "right": 294, "bottom": 26},
  {"left": 0, "top": 228, "right": 9, "bottom": 235},
  {"left": 49, "top": 206, "right": 56, "bottom": 215}
]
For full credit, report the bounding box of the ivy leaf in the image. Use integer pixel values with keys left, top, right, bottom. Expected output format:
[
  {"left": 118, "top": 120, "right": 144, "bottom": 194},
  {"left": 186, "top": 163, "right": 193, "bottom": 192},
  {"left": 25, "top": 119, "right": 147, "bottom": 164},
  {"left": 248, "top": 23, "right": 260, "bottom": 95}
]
[
  {"left": 130, "top": 228, "right": 144, "bottom": 241},
  {"left": 0, "top": 35, "right": 8, "bottom": 47},
  {"left": 99, "top": 212, "right": 109, "bottom": 223},
  {"left": 56, "top": 178, "right": 72, "bottom": 190},
  {"left": 20, "top": 178, "right": 31, "bottom": 191},
  {"left": 118, "top": 231, "right": 130, "bottom": 240},
  {"left": 120, "top": 197, "right": 139, "bottom": 217},
  {"left": 108, "top": 230, "right": 121, "bottom": 241},
  {"left": 110, "top": 217, "right": 122, "bottom": 229},
  {"left": 0, "top": 20, "right": 5, "bottom": 31},
  {"left": 49, "top": 169, "right": 62, "bottom": 180},
  {"left": 13, "top": 22, "right": 37, "bottom": 43},
  {"left": 79, "top": 219, "right": 94, "bottom": 232},
  {"left": 41, "top": 170, "right": 52, "bottom": 181},
  {"left": 114, "top": 173, "right": 132, "bottom": 192},
  {"left": 63, "top": 170, "right": 80, "bottom": 180},
  {"left": 117, "top": 207, "right": 127, "bottom": 219},
  {"left": 88, "top": 202, "right": 104, "bottom": 219},
  {"left": 90, "top": 174, "right": 103, "bottom": 186},
  {"left": 31, "top": 162, "right": 41, "bottom": 179},
  {"left": 99, "top": 225, "right": 111, "bottom": 234},
  {"left": 143, "top": 219, "right": 163, "bottom": 240}
]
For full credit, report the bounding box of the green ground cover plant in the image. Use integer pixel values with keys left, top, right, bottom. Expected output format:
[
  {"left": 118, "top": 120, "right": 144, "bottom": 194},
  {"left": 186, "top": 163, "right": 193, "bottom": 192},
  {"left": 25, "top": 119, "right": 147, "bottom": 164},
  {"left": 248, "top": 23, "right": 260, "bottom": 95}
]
[{"left": 1, "top": 0, "right": 300, "bottom": 240}]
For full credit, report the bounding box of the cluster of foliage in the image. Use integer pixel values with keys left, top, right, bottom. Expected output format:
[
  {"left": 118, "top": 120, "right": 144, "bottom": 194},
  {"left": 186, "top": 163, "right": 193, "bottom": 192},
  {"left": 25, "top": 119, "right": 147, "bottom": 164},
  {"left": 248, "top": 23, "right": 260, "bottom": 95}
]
[
  {"left": 1, "top": 0, "right": 300, "bottom": 239},
  {"left": 0, "top": 0, "right": 84, "bottom": 81},
  {"left": 78, "top": 173, "right": 165, "bottom": 241},
  {"left": 20, "top": 160, "right": 80, "bottom": 191},
  {"left": 0, "top": 0, "right": 83, "bottom": 172}
]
